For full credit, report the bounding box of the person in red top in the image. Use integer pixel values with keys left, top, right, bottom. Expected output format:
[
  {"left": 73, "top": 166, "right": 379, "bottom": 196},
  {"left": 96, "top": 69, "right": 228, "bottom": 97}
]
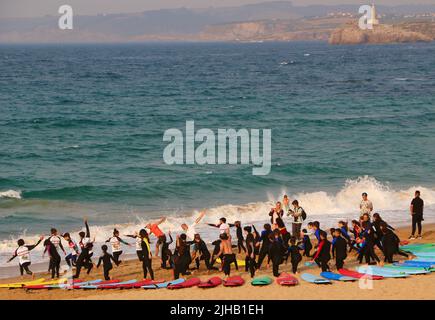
[
  {"left": 146, "top": 217, "right": 166, "bottom": 257},
  {"left": 311, "top": 230, "right": 331, "bottom": 272}
]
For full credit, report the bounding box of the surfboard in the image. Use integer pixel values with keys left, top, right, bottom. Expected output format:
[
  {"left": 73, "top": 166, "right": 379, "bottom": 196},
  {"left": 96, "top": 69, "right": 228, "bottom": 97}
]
[
  {"left": 382, "top": 265, "right": 430, "bottom": 275},
  {"left": 300, "top": 273, "right": 331, "bottom": 284},
  {"left": 276, "top": 273, "right": 299, "bottom": 286},
  {"left": 26, "top": 279, "right": 98, "bottom": 290},
  {"left": 198, "top": 277, "right": 222, "bottom": 288},
  {"left": 216, "top": 258, "right": 246, "bottom": 267},
  {"left": 251, "top": 276, "right": 273, "bottom": 286},
  {"left": 167, "top": 277, "right": 200, "bottom": 289},
  {"left": 24, "top": 278, "right": 68, "bottom": 289},
  {"left": 96, "top": 279, "right": 138, "bottom": 289},
  {"left": 77, "top": 279, "right": 121, "bottom": 289},
  {"left": 357, "top": 266, "right": 408, "bottom": 278},
  {"left": 320, "top": 272, "right": 357, "bottom": 282},
  {"left": 399, "top": 261, "right": 435, "bottom": 268},
  {"left": 117, "top": 279, "right": 165, "bottom": 289},
  {"left": 0, "top": 278, "right": 45, "bottom": 289},
  {"left": 223, "top": 276, "right": 245, "bottom": 287},
  {"left": 143, "top": 278, "right": 185, "bottom": 289},
  {"left": 338, "top": 269, "right": 383, "bottom": 280}
]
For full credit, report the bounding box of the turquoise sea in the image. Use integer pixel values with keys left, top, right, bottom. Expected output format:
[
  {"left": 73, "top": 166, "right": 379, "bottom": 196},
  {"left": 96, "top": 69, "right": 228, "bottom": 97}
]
[{"left": 1, "top": 42, "right": 435, "bottom": 267}]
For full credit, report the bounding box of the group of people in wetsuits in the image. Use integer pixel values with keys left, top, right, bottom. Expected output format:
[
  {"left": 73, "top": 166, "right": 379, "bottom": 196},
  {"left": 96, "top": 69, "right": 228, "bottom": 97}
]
[{"left": 7, "top": 191, "right": 424, "bottom": 281}]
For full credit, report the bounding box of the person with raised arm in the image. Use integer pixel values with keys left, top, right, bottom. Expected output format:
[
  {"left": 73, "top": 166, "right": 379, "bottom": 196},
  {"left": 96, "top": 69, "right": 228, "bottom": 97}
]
[
  {"left": 146, "top": 217, "right": 167, "bottom": 257},
  {"left": 181, "top": 210, "right": 206, "bottom": 240},
  {"left": 7, "top": 235, "right": 44, "bottom": 279},
  {"left": 74, "top": 218, "right": 95, "bottom": 278}
]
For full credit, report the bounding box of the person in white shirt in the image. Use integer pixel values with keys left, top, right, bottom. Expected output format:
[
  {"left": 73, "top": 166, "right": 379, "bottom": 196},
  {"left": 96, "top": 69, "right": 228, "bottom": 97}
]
[
  {"left": 208, "top": 217, "right": 230, "bottom": 235},
  {"left": 7, "top": 236, "right": 44, "bottom": 278},
  {"left": 181, "top": 210, "right": 206, "bottom": 240},
  {"left": 105, "top": 228, "right": 132, "bottom": 264},
  {"left": 288, "top": 200, "right": 305, "bottom": 240},
  {"left": 360, "top": 192, "right": 373, "bottom": 218}
]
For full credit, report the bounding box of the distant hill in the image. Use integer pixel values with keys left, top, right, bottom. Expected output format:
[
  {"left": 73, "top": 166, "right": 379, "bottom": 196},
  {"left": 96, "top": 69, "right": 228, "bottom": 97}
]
[{"left": 0, "top": 1, "right": 434, "bottom": 43}]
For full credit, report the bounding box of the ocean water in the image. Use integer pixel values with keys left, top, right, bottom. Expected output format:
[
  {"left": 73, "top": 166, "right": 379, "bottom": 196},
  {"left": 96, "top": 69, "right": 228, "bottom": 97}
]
[{"left": 1, "top": 42, "right": 435, "bottom": 270}]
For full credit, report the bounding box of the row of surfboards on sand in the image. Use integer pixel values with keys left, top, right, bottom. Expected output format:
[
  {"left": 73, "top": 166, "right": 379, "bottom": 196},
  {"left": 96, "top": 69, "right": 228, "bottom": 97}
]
[{"left": 1, "top": 243, "right": 433, "bottom": 290}]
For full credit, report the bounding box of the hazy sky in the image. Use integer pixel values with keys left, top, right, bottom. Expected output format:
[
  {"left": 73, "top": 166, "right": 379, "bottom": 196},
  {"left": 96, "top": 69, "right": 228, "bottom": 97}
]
[{"left": 1, "top": 0, "right": 434, "bottom": 18}]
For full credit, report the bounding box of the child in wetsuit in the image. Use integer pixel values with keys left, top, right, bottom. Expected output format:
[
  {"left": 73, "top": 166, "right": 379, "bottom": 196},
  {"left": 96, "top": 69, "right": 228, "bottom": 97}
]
[
  {"left": 300, "top": 229, "right": 312, "bottom": 257},
  {"left": 288, "top": 236, "right": 302, "bottom": 274},
  {"left": 256, "top": 223, "right": 272, "bottom": 269},
  {"left": 244, "top": 226, "right": 257, "bottom": 278},
  {"left": 74, "top": 219, "right": 94, "bottom": 279},
  {"left": 380, "top": 222, "right": 408, "bottom": 263},
  {"left": 138, "top": 228, "right": 154, "bottom": 280},
  {"left": 7, "top": 236, "right": 43, "bottom": 278},
  {"left": 312, "top": 230, "right": 331, "bottom": 272},
  {"left": 268, "top": 230, "right": 285, "bottom": 277},
  {"left": 97, "top": 244, "right": 119, "bottom": 280},
  {"left": 229, "top": 221, "right": 246, "bottom": 254},
  {"left": 62, "top": 232, "right": 79, "bottom": 268},
  {"left": 161, "top": 231, "right": 174, "bottom": 269},
  {"left": 193, "top": 233, "right": 215, "bottom": 271},
  {"left": 332, "top": 229, "right": 347, "bottom": 270},
  {"left": 43, "top": 238, "right": 61, "bottom": 279},
  {"left": 105, "top": 228, "right": 131, "bottom": 264}
]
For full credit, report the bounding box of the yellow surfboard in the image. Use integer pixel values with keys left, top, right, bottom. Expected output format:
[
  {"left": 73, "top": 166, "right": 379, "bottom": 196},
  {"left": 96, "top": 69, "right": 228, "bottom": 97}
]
[
  {"left": 216, "top": 258, "right": 246, "bottom": 267},
  {"left": 0, "top": 278, "right": 46, "bottom": 289}
]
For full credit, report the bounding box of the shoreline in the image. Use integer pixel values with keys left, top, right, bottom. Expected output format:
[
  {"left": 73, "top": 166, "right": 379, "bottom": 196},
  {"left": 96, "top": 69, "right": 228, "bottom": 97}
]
[{"left": 1, "top": 223, "right": 434, "bottom": 300}]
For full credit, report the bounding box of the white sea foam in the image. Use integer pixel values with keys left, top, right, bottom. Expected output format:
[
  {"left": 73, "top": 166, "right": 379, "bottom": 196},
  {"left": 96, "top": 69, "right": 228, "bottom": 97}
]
[
  {"left": 1, "top": 177, "right": 434, "bottom": 267},
  {"left": 0, "top": 190, "right": 22, "bottom": 199}
]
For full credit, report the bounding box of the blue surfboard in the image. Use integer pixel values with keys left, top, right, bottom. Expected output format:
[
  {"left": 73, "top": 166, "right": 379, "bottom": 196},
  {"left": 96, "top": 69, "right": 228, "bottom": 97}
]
[
  {"left": 301, "top": 273, "right": 331, "bottom": 284},
  {"left": 320, "top": 272, "right": 357, "bottom": 281},
  {"left": 357, "top": 266, "right": 408, "bottom": 278}
]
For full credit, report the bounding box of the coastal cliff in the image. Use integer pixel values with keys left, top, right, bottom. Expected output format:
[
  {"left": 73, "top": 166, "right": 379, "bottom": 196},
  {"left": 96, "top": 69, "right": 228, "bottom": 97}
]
[{"left": 329, "top": 22, "right": 434, "bottom": 45}]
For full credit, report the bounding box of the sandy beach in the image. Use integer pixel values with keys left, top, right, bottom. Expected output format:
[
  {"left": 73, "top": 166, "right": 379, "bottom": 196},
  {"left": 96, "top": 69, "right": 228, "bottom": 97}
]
[{"left": 1, "top": 223, "right": 434, "bottom": 300}]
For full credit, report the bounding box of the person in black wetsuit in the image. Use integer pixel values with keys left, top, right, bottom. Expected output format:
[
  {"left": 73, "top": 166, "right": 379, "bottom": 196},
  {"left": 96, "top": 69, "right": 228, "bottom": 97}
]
[
  {"left": 139, "top": 228, "right": 154, "bottom": 280},
  {"left": 97, "top": 244, "right": 119, "bottom": 280},
  {"left": 288, "top": 236, "right": 302, "bottom": 274},
  {"left": 192, "top": 233, "right": 216, "bottom": 271},
  {"left": 256, "top": 223, "right": 272, "bottom": 269},
  {"left": 161, "top": 231, "right": 173, "bottom": 269},
  {"left": 244, "top": 226, "right": 257, "bottom": 278},
  {"left": 268, "top": 229, "right": 286, "bottom": 277},
  {"left": 300, "top": 229, "right": 312, "bottom": 257},
  {"left": 358, "top": 221, "right": 380, "bottom": 265},
  {"left": 409, "top": 190, "right": 424, "bottom": 240},
  {"left": 372, "top": 213, "right": 394, "bottom": 252},
  {"left": 312, "top": 230, "right": 331, "bottom": 272},
  {"left": 332, "top": 228, "right": 347, "bottom": 270},
  {"left": 229, "top": 221, "right": 246, "bottom": 254},
  {"left": 380, "top": 222, "right": 408, "bottom": 263},
  {"left": 43, "top": 238, "right": 61, "bottom": 279},
  {"left": 7, "top": 236, "right": 44, "bottom": 278},
  {"left": 74, "top": 219, "right": 94, "bottom": 279},
  {"left": 173, "top": 233, "right": 192, "bottom": 279}
]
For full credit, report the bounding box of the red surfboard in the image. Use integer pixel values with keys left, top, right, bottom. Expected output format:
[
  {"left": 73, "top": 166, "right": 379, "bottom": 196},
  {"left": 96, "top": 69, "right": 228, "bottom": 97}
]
[
  {"left": 339, "top": 269, "right": 383, "bottom": 280},
  {"left": 167, "top": 277, "right": 200, "bottom": 289},
  {"left": 198, "top": 277, "right": 222, "bottom": 288},
  {"left": 276, "top": 273, "right": 299, "bottom": 286},
  {"left": 223, "top": 276, "right": 245, "bottom": 287}
]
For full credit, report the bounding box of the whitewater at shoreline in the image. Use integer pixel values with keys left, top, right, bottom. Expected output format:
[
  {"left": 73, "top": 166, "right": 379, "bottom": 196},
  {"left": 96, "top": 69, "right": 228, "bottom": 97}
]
[{"left": 1, "top": 176, "right": 435, "bottom": 272}]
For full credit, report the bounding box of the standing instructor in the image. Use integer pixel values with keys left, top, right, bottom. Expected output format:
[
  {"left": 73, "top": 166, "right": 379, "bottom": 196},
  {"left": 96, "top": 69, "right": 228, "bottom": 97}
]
[{"left": 409, "top": 190, "right": 424, "bottom": 240}]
